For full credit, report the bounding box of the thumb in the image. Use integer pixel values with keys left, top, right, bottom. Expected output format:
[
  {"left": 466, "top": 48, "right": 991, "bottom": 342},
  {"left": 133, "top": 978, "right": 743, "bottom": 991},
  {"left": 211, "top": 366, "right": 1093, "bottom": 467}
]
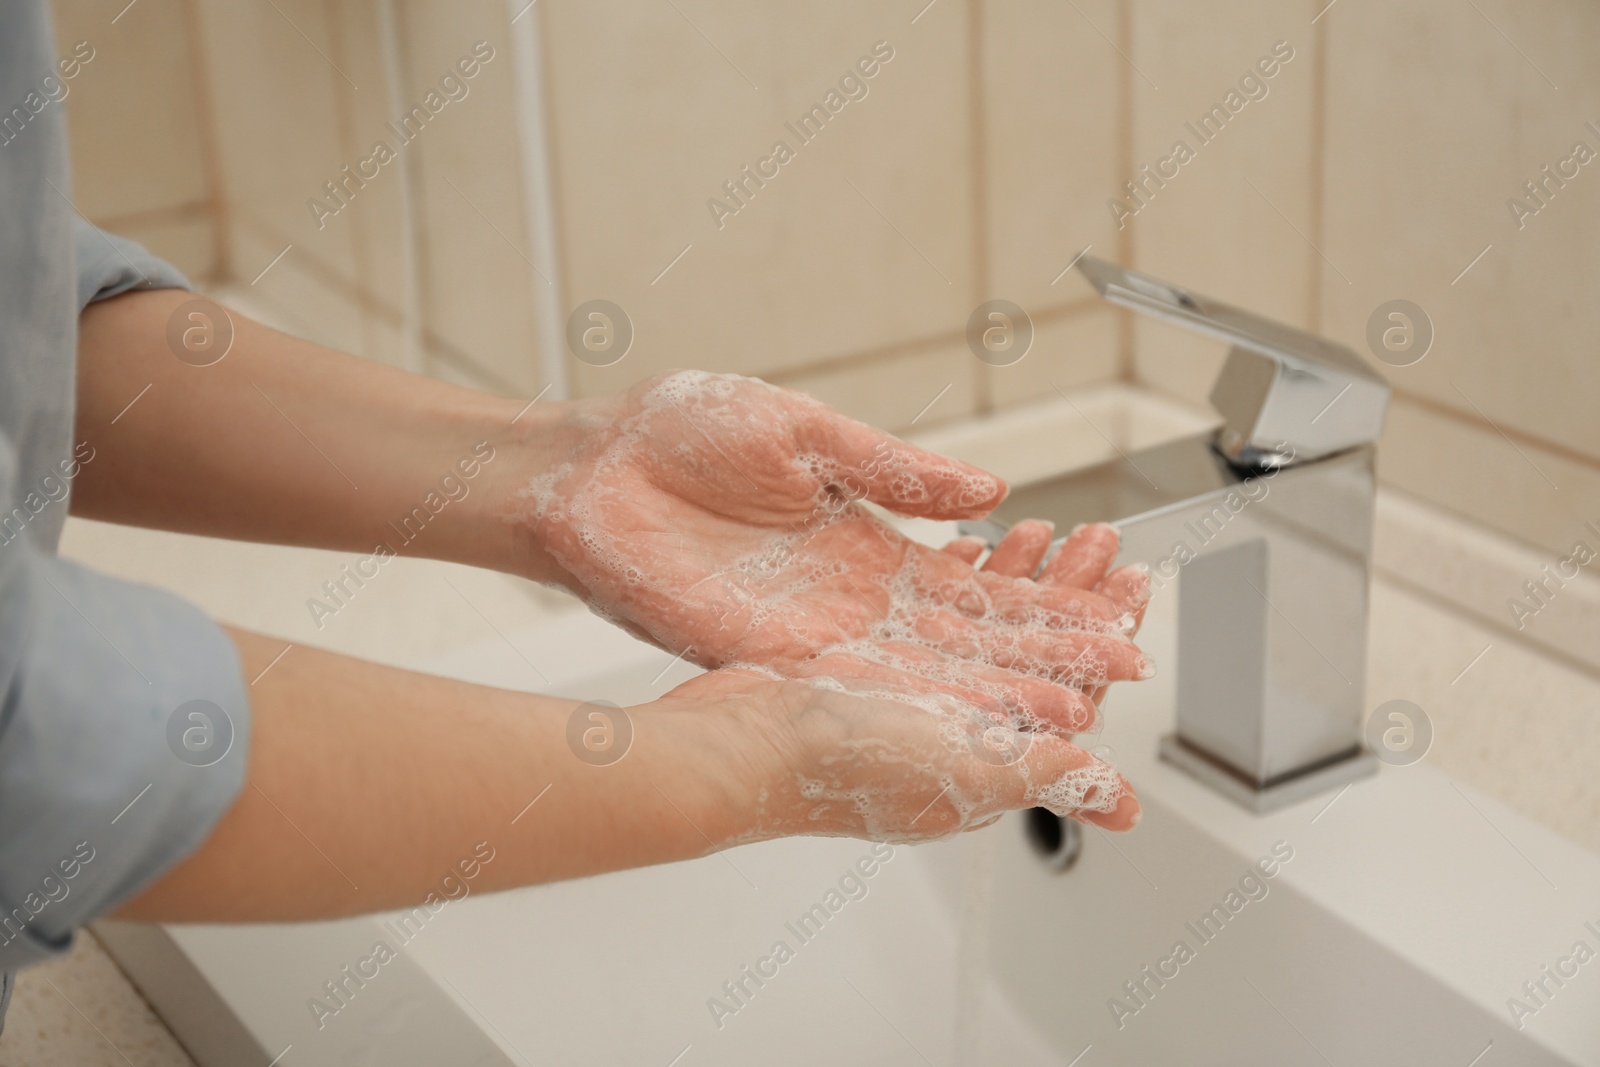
[
  {"left": 1005, "top": 734, "right": 1141, "bottom": 831},
  {"left": 797, "top": 403, "right": 1009, "bottom": 520}
]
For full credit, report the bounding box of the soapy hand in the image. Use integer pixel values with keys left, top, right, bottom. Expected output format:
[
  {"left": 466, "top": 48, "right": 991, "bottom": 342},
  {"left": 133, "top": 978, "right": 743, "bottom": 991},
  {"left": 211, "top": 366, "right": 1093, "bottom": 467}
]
[
  {"left": 510, "top": 371, "right": 1152, "bottom": 733},
  {"left": 654, "top": 667, "right": 1141, "bottom": 843},
  {"left": 942, "top": 519, "right": 1152, "bottom": 713}
]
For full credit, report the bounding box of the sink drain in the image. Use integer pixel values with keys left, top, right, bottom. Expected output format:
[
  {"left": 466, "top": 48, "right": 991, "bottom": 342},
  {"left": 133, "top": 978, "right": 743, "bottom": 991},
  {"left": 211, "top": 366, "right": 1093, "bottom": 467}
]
[{"left": 1023, "top": 807, "right": 1082, "bottom": 872}]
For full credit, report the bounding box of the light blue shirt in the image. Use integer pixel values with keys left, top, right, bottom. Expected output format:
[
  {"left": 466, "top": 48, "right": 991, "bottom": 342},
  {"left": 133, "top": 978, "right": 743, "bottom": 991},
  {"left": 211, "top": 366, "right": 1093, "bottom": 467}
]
[{"left": 0, "top": 0, "right": 251, "bottom": 1021}]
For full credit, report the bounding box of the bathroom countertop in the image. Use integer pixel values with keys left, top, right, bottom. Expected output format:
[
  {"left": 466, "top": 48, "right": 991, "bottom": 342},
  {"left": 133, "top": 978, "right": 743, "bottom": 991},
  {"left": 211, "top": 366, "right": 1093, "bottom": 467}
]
[
  {"left": 0, "top": 930, "right": 196, "bottom": 1067},
  {"left": 5, "top": 388, "right": 1596, "bottom": 1065}
]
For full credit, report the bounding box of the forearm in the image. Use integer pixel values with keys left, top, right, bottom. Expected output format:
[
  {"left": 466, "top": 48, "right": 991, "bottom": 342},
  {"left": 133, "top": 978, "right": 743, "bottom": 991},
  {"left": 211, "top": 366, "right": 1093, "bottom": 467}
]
[
  {"left": 116, "top": 627, "right": 755, "bottom": 922},
  {"left": 72, "top": 288, "right": 561, "bottom": 575}
]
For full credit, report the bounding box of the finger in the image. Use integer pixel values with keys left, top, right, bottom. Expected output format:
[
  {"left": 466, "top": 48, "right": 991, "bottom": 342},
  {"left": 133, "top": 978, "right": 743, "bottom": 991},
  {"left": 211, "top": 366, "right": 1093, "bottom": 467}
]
[
  {"left": 981, "top": 520, "right": 1053, "bottom": 578},
  {"left": 912, "top": 610, "right": 1155, "bottom": 686},
  {"left": 792, "top": 651, "right": 1001, "bottom": 714},
  {"left": 991, "top": 629, "right": 1155, "bottom": 688},
  {"left": 978, "top": 571, "right": 1134, "bottom": 631},
  {"left": 1040, "top": 522, "right": 1121, "bottom": 589},
  {"left": 986, "top": 733, "right": 1141, "bottom": 831},
  {"left": 1095, "top": 564, "right": 1152, "bottom": 620},
  {"left": 794, "top": 646, "right": 1097, "bottom": 734},
  {"left": 911, "top": 545, "right": 1130, "bottom": 628},
  {"left": 794, "top": 404, "right": 1008, "bottom": 519},
  {"left": 940, "top": 536, "right": 988, "bottom": 565},
  {"left": 659, "top": 664, "right": 776, "bottom": 703}
]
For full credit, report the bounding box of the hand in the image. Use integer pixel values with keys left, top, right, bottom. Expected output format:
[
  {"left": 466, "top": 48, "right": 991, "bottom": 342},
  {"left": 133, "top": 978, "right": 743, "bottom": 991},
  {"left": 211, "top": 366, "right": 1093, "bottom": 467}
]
[
  {"left": 504, "top": 371, "right": 1152, "bottom": 732},
  {"left": 655, "top": 667, "right": 1142, "bottom": 844},
  {"left": 942, "top": 520, "right": 1152, "bottom": 713}
]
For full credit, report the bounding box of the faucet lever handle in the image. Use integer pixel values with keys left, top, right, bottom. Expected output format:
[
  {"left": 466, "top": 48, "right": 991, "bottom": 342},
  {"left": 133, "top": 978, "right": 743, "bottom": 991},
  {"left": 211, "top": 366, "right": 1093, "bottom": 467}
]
[{"left": 1077, "top": 256, "right": 1390, "bottom": 468}]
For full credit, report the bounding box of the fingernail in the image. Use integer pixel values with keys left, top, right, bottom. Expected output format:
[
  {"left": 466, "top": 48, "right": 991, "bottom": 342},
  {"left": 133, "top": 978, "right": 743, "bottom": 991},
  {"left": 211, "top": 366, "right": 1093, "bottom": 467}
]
[
  {"left": 1116, "top": 612, "right": 1138, "bottom": 634},
  {"left": 1082, "top": 793, "right": 1141, "bottom": 832},
  {"left": 1137, "top": 654, "right": 1157, "bottom": 680}
]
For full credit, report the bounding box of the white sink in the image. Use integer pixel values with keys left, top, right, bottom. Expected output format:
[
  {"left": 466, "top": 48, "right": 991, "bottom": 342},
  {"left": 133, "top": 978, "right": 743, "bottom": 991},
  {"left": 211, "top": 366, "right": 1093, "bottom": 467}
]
[{"left": 96, "top": 567, "right": 1600, "bottom": 1066}]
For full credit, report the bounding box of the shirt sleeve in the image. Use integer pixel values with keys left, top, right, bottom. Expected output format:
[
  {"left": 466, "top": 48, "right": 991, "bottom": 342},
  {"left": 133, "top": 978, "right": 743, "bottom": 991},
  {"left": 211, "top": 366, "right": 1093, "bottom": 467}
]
[
  {"left": 72, "top": 217, "right": 191, "bottom": 312},
  {"left": 0, "top": 225, "right": 249, "bottom": 971}
]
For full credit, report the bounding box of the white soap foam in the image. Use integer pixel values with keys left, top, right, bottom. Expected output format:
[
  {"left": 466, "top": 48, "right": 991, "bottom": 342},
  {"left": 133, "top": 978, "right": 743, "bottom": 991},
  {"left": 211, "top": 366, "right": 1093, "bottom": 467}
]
[{"left": 520, "top": 370, "right": 1129, "bottom": 832}]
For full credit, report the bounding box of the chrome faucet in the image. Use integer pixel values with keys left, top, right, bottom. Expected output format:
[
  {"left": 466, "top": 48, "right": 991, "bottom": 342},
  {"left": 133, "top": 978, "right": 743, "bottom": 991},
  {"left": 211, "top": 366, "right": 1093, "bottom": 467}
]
[{"left": 964, "top": 257, "right": 1391, "bottom": 813}]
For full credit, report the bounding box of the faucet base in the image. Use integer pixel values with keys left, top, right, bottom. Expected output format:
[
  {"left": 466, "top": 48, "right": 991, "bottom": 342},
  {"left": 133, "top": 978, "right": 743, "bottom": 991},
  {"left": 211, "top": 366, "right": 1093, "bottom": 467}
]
[{"left": 1157, "top": 733, "right": 1379, "bottom": 815}]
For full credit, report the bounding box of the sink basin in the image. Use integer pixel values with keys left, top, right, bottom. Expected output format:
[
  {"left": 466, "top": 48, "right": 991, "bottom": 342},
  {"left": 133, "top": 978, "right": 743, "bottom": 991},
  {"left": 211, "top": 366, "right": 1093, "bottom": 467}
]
[{"left": 96, "top": 533, "right": 1600, "bottom": 1067}]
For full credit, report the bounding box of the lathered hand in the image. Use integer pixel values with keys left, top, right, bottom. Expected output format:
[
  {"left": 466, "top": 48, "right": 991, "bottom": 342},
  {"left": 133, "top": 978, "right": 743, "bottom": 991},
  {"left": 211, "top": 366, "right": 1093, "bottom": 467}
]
[{"left": 508, "top": 371, "right": 1153, "bottom": 731}]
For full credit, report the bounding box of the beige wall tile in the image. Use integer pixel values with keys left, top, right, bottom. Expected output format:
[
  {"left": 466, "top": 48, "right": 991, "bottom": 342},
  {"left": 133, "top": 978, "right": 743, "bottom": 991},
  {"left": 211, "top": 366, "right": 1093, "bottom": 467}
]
[
  {"left": 53, "top": 0, "right": 211, "bottom": 222},
  {"left": 771, "top": 336, "right": 978, "bottom": 435},
  {"left": 314, "top": 0, "right": 405, "bottom": 330},
  {"left": 103, "top": 214, "right": 216, "bottom": 280},
  {"left": 980, "top": 0, "right": 1123, "bottom": 315},
  {"left": 308, "top": 2, "right": 545, "bottom": 390},
  {"left": 1320, "top": 0, "right": 1600, "bottom": 466},
  {"left": 226, "top": 224, "right": 365, "bottom": 355},
  {"left": 192, "top": 0, "right": 361, "bottom": 286},
  {"left": 986, "top": 304, "right": 1120, "bottom": 409},
  {"left": 543, "top": 1, "right": 974, "bottom": 395},
  {"left": 402, "top": 5, "right": 545, "bottom": 394},
  {"left": 1128, "top": 2, "right": 1319, "bottom": 408},
  {"left": 1378, "top": 393, "right": 1600, "bottom": 559},
  {"left": 906, "top": 381, "right": 1217, "bottom": 488}
]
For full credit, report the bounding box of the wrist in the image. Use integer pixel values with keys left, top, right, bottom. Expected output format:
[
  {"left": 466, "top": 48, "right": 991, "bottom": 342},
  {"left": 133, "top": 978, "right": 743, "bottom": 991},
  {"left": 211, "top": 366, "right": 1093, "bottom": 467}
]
[
  {"left": 631, "top": 697, "right": 776, "bottom": 851},
  {"left": 468, "top": 390, "right": 626, "bottom": 590},
  {"left": 437, "top": 392, "right": 579, "bottom": 583}
]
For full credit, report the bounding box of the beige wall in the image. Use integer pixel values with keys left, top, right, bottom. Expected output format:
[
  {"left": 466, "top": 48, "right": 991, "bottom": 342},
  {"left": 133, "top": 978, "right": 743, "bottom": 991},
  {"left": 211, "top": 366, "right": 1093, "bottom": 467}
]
[
  {"left": 52, "top": 0, "right": 220, "bottom": 279},
  {"left": 53, "top": 0, "right": 1599, "bottom": 557}
]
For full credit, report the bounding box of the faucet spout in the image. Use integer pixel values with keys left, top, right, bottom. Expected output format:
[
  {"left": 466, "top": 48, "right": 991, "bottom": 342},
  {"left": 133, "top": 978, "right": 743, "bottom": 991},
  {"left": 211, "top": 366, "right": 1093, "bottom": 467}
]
[
  {"left": 963, "top": 258, "right": 1390, "bottom": 813},
  {"left": 966, "top": 434, "right": 1379, "bottom": 812}
]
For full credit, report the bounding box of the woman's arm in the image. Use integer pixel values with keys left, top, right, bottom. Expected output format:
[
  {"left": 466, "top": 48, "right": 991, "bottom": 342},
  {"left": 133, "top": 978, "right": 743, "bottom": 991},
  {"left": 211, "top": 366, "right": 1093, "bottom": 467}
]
[
  {"left": 72, "top": 288, "right": 558, "bottom": 581},
  {"left": 118, "top": 628, "right": 1137, "bottom": 923},
  {"left": 114, "top": 627, "right": 756, "bottom": 922},
  {"left": 73, "top": 289, "right": 1152, "bottom": 718}
]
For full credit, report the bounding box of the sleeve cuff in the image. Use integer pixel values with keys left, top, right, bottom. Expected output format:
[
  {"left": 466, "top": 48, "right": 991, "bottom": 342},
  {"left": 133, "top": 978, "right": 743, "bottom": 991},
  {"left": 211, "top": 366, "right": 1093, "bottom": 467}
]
[
  {"left": 72, "top": 218, "right": 190, "bottom": 313},
  {"left": 0, "top": 552, "right": 249, "bottom": 970}
]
